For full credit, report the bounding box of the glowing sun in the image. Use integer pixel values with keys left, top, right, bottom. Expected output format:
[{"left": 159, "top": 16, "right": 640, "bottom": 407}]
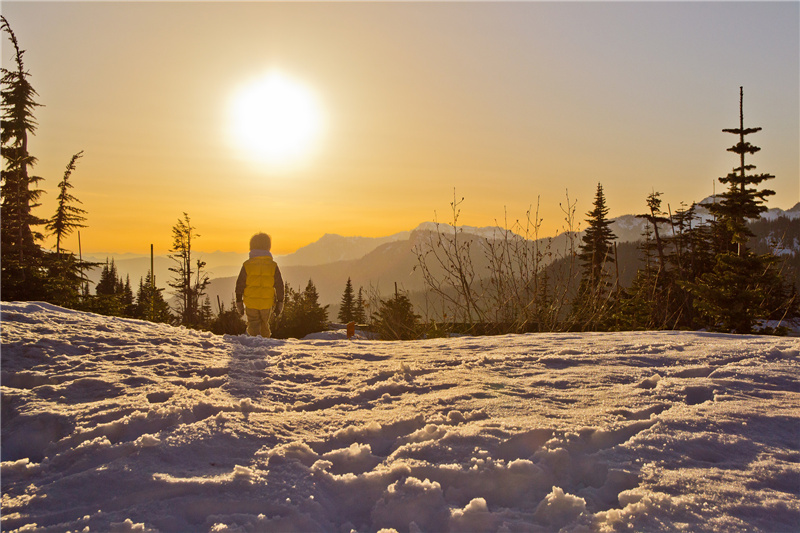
[{"left": 229, "top": 71, "right": 323, "bottom": 166}]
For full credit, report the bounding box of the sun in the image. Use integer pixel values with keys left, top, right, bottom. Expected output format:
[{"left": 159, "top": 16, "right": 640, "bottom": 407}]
[{"left": 229, "top": 71, "right": 323, "bottom": 167}]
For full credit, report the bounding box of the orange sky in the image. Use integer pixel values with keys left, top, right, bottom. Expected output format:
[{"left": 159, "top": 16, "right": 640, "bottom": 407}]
[{"left": 3, "top": 1, "right": 798, "bottom": 255}]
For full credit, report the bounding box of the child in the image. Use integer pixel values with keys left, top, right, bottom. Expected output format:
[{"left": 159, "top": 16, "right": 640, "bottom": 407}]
[{"left": 235, "top": 232, "right": 285, "bottom": 337}]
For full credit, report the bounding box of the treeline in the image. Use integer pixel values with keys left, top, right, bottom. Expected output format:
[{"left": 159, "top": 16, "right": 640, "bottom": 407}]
[{"left": 409, "top": 87, "right": 796, "bottom": 335}]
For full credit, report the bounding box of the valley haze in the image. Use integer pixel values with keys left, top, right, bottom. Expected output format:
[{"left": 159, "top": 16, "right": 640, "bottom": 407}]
[{"left": 85, "top": 202, "right": 800, "bottom": 310}]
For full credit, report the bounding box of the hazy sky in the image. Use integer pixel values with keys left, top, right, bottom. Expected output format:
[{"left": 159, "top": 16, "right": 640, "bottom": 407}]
[{"left": 2, "top": 1, "right": 798, "bottom": 255}]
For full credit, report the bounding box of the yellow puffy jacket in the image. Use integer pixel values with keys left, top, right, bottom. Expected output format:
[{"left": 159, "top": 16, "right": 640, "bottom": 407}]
[{"left": 235, "top": 253, "right": 285, "bottom": 310}]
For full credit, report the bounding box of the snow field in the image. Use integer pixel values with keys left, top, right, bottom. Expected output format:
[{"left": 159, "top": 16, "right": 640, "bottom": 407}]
[{"left": 1, "top": 302, "right": 799, "bottom": 532}]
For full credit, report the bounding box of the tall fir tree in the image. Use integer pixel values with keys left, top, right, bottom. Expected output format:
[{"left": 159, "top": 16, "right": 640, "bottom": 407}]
[
  {"left": 338, "top": 277, "right": 356, "bottom": 323},
  {"left": 354, "top": 287, "right": 367, "bottom": 324},
  {"left": 46, "top": 151, "right": 86, "bottom": 254},
  {"left": 688, "top": 88, "right": 789, "bottom": 332},
  {"left": 572, "top": 183, "right": 618, "bottom": 329},
  {"left": 708, "top": 87, "right": 775, "bottom": 255},
  {"left": 578, "top": 183, "right": 617, "bottom": 291},
  {"left": 44, "top": 151, "right": 93, "bottom": 307},
  {"left": 1, "top": 16, "right": 47, "bottom": 300},
  {"left": 302, "top": 279, "right": 329, "bottom": 332}
]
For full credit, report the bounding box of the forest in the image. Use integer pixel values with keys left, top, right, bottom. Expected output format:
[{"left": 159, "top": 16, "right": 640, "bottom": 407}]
[{"left": 2, "top": 16, "right": 797, "bottom": 339}]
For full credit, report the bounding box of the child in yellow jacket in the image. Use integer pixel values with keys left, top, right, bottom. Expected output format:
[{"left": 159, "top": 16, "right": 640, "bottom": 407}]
[{"left": 235, "top": 232, "right": 285, "bottom": 337}]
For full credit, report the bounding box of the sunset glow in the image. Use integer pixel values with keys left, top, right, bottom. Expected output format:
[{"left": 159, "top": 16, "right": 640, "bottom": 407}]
[
  {"left": 229, "top": 71, "right": 323, "bottom": 167},
  {"left": 1, "top": 2, "right": 797, "bottom": 255}
]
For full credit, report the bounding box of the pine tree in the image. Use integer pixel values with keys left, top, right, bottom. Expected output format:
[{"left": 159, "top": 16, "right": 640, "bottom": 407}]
[
  {"left": 46, "top": 151, "right": 86, "bottom": 254},
  {"left": 1, "top": 16, "right": 47, "bottom": 300},
  {"left": 302, "top": 279, "right": 329, "bottom": 333},
  {"left": 354, "top": 287, "right": 367, "bottom": 324},
  {"left": 572, "top": 183, "right": 618, "bottom": 329},
  {"left": 636, "top": 192, "right": 670, "bottom": 272},
  {"left": 168, "top": 213, "right": 209, "bottom": 327},
  {"left": 272, "top": 281, "right": 329, "bottom": 339},
  {"left": 120, "top": 276, "right": 136, "bottom": 317},
  {"left": 92, "top": 259, "right": 122, "bottom": 315},
  {"left": 708, "top": 87, "right": 775, "bottom": 255},
  {"left": 338, "top": 277, "right": 356, "bottom": 323},
  {"left": 688, "top": 88, "right": 790, "bottom": 332},
  {"left": 578, "top": 184, "right": 617, "bottom": 292},
  {"left": 375, "top": 285, "right": 419, "bottom": 340},
  {"left": 40, "top": 151, "right": 93, "bottom": 308},
  {"left": 199, "top": 296, "right": 214, "bottom": 328},
  {"left": 134, "top": 271, "right": 173, "bottom": 323},
  {"left": 95, "top": 259, "right": 118, "bottom": 296},
  {"left": 691, "top": 252, "right": 783, "bottom": 333}
]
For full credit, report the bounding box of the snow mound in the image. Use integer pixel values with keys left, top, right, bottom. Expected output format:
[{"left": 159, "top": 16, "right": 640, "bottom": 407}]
[{"left": 2, "top": 302, "right": 799, "bottom": 532}]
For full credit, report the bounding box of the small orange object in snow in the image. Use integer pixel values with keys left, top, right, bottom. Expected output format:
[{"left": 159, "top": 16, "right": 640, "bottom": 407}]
[{"left": 346, "top": 322, "right": 355, "bottom": 339}]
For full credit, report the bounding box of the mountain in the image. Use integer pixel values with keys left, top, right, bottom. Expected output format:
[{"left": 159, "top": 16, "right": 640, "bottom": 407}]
[
  {"left": 279, "top": 232, "right": 411, "bottom": 267},
  {"left": 102, "top": 202, "right": 800, "bottom": 310}
]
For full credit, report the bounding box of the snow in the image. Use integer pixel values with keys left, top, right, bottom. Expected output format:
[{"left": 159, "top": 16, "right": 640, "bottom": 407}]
[{"left": 2, "top": 302, "right": 799, "bottom": 532}]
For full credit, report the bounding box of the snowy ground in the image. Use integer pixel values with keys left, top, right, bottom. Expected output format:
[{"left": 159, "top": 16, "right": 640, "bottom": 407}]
[{"left": 1, "top": 302, "right": 799, "bottom": 533}]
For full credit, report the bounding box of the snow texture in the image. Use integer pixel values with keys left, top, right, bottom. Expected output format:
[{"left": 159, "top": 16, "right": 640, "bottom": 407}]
[{"left": 2, "top": 302, "right": 799, "bottom": 532}]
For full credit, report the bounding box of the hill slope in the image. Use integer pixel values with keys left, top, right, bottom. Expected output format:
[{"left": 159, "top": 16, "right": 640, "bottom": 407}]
[{"left": 2, "top": 302, "right": 799, "bottom": 532}]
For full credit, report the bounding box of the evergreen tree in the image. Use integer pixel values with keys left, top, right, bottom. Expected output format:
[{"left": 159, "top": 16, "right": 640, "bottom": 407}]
[
  {"left": 1, "top": 16, "right": 47, "bottom": 300},
  {"left": 95, "top": 259, "right": 118, "bottom": 296},
  {"left": 578, "top": 183, "right": 617, "bottom": 291},
  {"left": 636, "top": 192, "right": 669, "bottom": 272},
  {"left": 41, "top": 151, "right": 95, "bottom": 308},
  {"left": 338, "top": 277, "right": 356, "bottom": 323},
  {"left": 272, "top": 280, "right": 329, "bottom": 339},
  {"left": 134, "top": 271, "right": 173, "bottom": 323},
  {"left": 42, "top": 252, "right": 86, "bottom": 309},
  {"left": 92, "top": 259, "right": 122, "bottom": 315},
  {"left": 354, "top": 287, "right": 367, "bottom": 324},
  {"left": 620, "top": 191, "right": 684, "bottom": 330},
  {"left": 120, "top": 275, "right": 136, "bottom": 317},
  {"left": 375, "top": 286, "right": 420, "bottom": 340},
  {"left": 572, "top": 183, "right": 617, "bottom": 329},
  {"left": 691, "top": 252, "right": 784, "bottom": 333},
  {"left": 708, "top": 87, "right": 775, "bottom": 255},
  {"left": 688, "top": 87, "right": 790, "bottom": 331},
  {"left": 167, "top": 213, "right": 209, "bottom": 327},
  {"left": 199, "top": 295, "right": 214, "bottom": 327},
  {"left": 46, "top": 151, "right": 86, "bottom": 254},
  {"left": 301, "top": 279, "right": 329, "bottom": 332}
]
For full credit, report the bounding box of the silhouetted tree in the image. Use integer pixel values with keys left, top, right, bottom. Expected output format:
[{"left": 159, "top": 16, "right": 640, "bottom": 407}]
[
  {"left": 374, "top": 285, "right": 419, "bottom": 340},
  {"left": 43, "top": 151, "right": 94, "bottom": 307},
  {"left": 46, "top": 151, "right": 86, "bottom": 254},
  {"left": 91, "top": 259, "right": 123, "bottom": 315},
  {"left": 272, "top": 280, "right": 329, "bottom": 339},
  {"left": 571, "top": 183, "right": 617, "bottom": 329},
  {"left": 134, "top": 270, "right": 174, "bottom": 323},
  {"left": 1, "top": 16, "right": 47, "bottom": 300},
  {"left": 688, "top": 88, "right": 791, "bottom": 332},
  {"left": 708, "top": 87, "right": 775, "bottom": 255},
  {"left": 168, "top": 213, "right": 209, "bottom": 327},
  {"left": 354, "top": 286, "right": 367, "bottom": 324},
  {"left": 338, "top": 277, "right": 356, "bottom": 323}
]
